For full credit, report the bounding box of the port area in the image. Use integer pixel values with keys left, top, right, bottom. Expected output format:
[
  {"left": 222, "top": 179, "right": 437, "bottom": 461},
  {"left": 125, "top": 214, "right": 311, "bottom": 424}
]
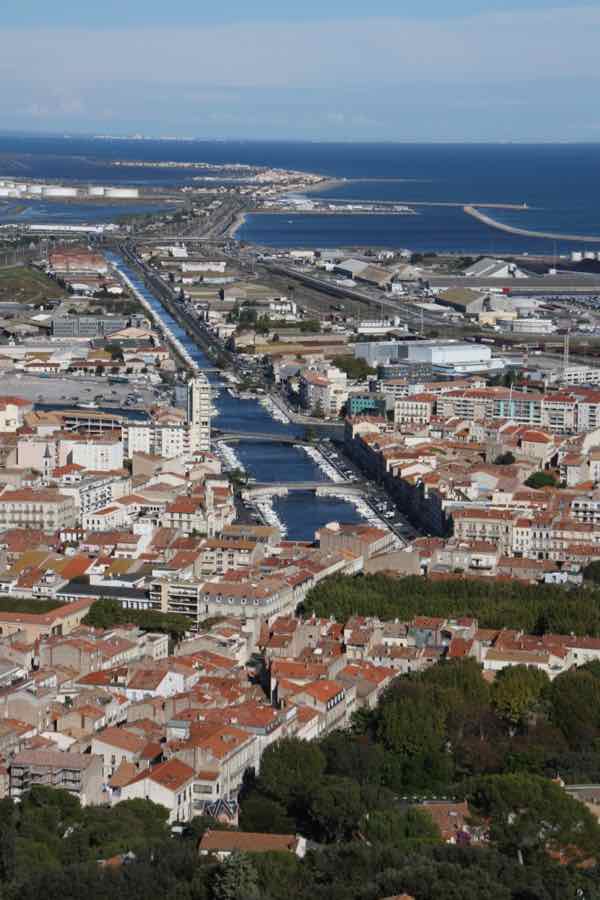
[{"left": 214, "top": 435, "right": 419, "bottom": 545}]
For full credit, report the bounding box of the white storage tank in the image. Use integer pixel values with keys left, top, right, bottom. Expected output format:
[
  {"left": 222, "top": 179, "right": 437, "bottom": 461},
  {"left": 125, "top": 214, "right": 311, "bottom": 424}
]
[
  {"left": 571, "top": 251, "right": 583, "bottom": 262},
  {"left": 584, "top": 251, "right": 596, "bottom": 260},
  {"left": 88, "top": 186, "right": 106, "bottom": 197},
  {"left": 105, "top": 187, "right": 140, "bottom": 199},
  {"left": 28, "top": 185, "right": 43, "bottom": 195},
  {"left": 42, "top": 186, "right": 79, "bottom": 198}
]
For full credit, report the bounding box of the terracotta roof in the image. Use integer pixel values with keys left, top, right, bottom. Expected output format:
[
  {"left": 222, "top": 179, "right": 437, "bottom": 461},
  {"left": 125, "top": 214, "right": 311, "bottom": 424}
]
[
  {"left": 297, "top": 679, "right": 343, "bottom": 704},
  {"left": 11, "top": 749, "right": 93, "bottom": 769},
  {"left": 199, "top": 830, "right": 299, "bottom": 855},
  {"left": 109, "top": 759, "right": 138, "bottom": 788},
  {"left": 127, "top": 668, "right": 168, "bottom": 691},
  {"left": 126, "top": 758, "right": 194, "bottom": 792},
  {"left": 93, "top": 726, "right": 146, "bottom": 753}
]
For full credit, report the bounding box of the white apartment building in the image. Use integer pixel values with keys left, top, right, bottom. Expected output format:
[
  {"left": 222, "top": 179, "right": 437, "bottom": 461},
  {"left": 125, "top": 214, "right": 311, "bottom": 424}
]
[
  {"left": 299, "top": 364, "right": 348, "bottom": 416},
  {"left": 551, "top": 366, "right": 600, "bottom": 387},
  {"left": 82, "top": 504, "right": 130, "bottom": 532},
  {"left": 187, "top": 375, "right": 212, "bottom": 454},
  {"left": 126, "top": 423, "right": 191, "bottom": 459},
  {"left": 67, "top": 437, "right": 124, "bottom": 472},
  {"left": 394, "top": 394, "right": 435, "bottom": 425},
  {"left": 59, "top": 473, "right": 131, "bottom": 517},
  {"left": 119, "top": 759, "right": 196, "bottom": 823}
]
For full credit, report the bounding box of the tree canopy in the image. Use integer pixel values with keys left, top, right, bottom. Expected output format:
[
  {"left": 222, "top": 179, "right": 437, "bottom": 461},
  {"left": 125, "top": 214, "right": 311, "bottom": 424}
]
[
  {"left": 525, "top": 471, "right": 558, "bottom": 489},
  {"left": 83, "top": 598, "right": 189, "bottom": 641},
  {"left": 332, "top": 355, "right": 376, "bottom": 380},
  {"left": 302, "top": 573, "right": 600, "bottom": 636}
]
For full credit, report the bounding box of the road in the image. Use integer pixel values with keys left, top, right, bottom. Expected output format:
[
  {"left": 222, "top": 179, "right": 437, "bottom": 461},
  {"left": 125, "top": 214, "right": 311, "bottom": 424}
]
[{"left": 425, "top": 273, "right": 600, "bottom": 293}]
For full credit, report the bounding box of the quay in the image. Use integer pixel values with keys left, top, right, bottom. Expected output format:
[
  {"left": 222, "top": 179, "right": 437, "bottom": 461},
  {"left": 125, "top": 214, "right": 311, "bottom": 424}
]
[
  {"left": 112, "top": 265, "right": 199, "bottom": 374},
  {"left": 312, "top": 199, "right": 530, "bottom": 210}
]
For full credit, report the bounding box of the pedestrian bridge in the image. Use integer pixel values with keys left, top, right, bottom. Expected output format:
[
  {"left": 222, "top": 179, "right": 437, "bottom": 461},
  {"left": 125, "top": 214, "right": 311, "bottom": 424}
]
[
  {"left": 242, "top": 481, "right": 366, "bottom": 500},
  {"left": 213, "top": 430, "right": 306, "bottom": 445}
]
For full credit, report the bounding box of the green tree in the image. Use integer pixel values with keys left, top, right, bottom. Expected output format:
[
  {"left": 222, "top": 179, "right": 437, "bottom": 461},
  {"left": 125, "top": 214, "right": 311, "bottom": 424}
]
[
  {"left": 471, "top": 773, "right": 600, "bottom": 864},
  {"left": 0, "top": 796, "right": 16, "bottom": 882},
  {"left": 583, "top": 560, "right": 600, "bottom": 584},
  {"left": 239, "top": 794, "right": 295, "bottom": 835},
  {"left": 364, "top": 807, "right": 441, "bottom": 845},
  {"left": 332, "top": 355, "right": 376, "bottom": 380},
  {"left": 319, "top": 733, "right": 386, "bottom": 786},
  {"left": 493, "top": 451, "right": 516, "bottom": 466},
  {"left": 548, "top": 668, "right": 600, "bottom": 748},
  {"left": 213, "top": 852, "right": 260, "bottom": 900},
  {"left": 524, "top": 471, "right": 558, "bottom": 489},
  {"left": 83, "top": 598, "right": 189, "bottom": 641},
  {"left": 258, "top": 739, "right": 326, "bottom": 810},
  {"left": 377, "top": 684, "right": 446, "bottom": 758},
  {"left": 307, "top": 776, "right": 364, "bottom": 842},
  {"left": 492, "top": 665, "right": 549, "bottom": 728}
]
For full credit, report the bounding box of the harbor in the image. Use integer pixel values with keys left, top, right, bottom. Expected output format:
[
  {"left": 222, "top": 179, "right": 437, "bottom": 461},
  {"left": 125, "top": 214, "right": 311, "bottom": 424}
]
[{"left": 109, "top": 252, "right": 389, "bottom": 540}]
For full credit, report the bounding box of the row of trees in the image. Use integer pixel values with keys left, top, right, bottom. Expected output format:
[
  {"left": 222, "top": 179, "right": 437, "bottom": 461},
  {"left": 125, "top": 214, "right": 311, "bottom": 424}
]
[
  {"left": 302, "top": 573, "right": 600, "bottom": 635},
  {"left": 83, "top": 598, "right": 190, "bottom": 641}
]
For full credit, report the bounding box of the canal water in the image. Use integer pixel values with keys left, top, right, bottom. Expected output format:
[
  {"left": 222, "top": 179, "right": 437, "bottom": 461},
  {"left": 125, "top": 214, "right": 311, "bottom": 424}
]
[{"left": 109, "top": 254, "right": 365, "bottom": 539}]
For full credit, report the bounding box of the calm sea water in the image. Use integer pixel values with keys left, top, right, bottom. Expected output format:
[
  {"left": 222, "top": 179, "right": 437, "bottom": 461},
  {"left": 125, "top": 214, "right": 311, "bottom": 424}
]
[
  {"left": 0, "top": 199, "right": 175, "bottom": 225},
  {"left": 2, "top": 136, "right": 600, "bottom": 251}
]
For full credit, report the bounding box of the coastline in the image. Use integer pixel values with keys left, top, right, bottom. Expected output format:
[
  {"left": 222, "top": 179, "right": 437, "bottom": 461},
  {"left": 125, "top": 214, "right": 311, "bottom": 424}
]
[
  {"left": 226, "top": 210, "right": 248, "bottom": 238},
  {"left": 301, "top": 177, "right": 347, "bottom": 194}
]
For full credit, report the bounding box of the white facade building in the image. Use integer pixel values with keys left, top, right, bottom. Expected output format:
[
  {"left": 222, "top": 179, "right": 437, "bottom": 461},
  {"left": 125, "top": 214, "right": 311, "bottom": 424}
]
[{"left": 187, "top": 375, "right": 212, "bottom": 454}]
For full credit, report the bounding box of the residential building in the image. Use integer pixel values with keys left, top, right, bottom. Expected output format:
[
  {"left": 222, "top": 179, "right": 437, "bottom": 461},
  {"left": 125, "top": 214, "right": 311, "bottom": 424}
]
[
  {"left": 9, "top": 749, "right": 104, "bottom": 806},
  {"left": 187, "top": 376, "right": 211, "bottom": 454},
  {"left": 119, "top": 758, "right": 196, "bottom": 823},
  {"left": 0, "top": 488, "right": 77, "bottom": 531},
  {"left": 298, "top": 364, "right": 348, "bottom": 417},
  {"left": 199, "top": 830, "right": 306, "bottom": 859}
]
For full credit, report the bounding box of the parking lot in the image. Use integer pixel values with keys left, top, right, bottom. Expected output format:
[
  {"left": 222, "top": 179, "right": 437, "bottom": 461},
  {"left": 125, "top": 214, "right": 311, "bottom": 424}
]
[
  {"left": 0, "top": 372, "right": 164, "bottom": 410},
  {"left": 318, "top": 441, "right": 421, "bottom": 542}
]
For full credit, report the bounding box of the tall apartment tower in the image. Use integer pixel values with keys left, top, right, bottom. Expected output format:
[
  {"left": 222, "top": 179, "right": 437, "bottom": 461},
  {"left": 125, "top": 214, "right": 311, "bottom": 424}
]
[{"left": 187, "top": 374, "right": 212, "bottom": 454}]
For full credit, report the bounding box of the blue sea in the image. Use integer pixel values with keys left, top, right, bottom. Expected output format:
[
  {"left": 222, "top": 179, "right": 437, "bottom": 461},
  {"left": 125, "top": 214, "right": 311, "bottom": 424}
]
[{"left": 2, "top": 135, "right": 600, "bottom": 251}]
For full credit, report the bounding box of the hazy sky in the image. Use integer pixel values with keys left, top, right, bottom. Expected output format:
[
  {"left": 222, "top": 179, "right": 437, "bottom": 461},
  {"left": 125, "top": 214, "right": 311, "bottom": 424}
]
[{"left": 3, "top": 1, "right": 599, "bottom": 141}]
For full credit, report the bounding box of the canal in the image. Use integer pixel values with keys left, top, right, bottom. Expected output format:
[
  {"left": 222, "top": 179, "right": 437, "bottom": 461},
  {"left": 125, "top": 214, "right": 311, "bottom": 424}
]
[{"left": 109, "top": 254, "right": 366, "bottom": 540}]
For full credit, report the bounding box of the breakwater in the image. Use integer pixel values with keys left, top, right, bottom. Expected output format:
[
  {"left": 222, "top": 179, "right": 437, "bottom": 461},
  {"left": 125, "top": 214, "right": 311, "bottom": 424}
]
[{"left": 464, "top": 205, "right": 600, "bottom": 244}]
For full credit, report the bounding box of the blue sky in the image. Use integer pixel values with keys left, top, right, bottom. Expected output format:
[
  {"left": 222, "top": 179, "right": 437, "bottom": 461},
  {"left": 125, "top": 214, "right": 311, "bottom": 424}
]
[
  {"left": 3, "top": 1, "right": 569, "bottom": 26},
  {"left": 2, "top": 2, "right": 599, "bottom": 141}
]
